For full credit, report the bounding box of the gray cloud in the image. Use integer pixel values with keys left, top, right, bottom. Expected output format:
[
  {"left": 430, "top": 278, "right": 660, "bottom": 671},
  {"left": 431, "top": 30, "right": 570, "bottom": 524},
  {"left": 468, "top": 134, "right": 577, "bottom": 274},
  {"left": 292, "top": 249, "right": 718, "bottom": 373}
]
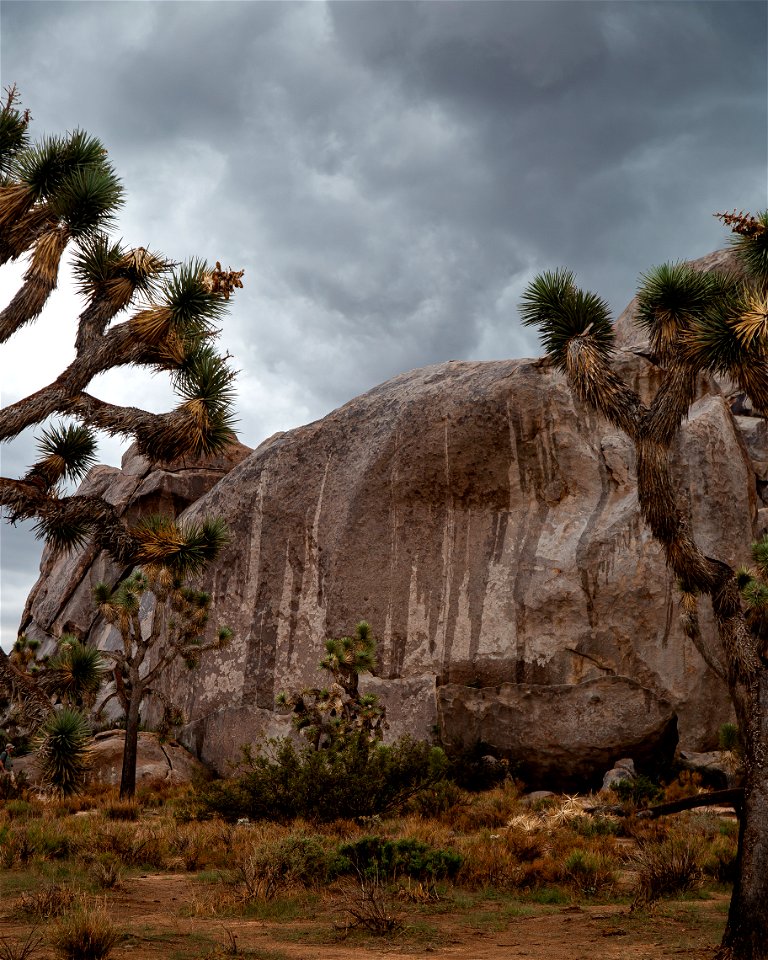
[{"left": 1, "top": 0, "right": 766, "bottom": 647}]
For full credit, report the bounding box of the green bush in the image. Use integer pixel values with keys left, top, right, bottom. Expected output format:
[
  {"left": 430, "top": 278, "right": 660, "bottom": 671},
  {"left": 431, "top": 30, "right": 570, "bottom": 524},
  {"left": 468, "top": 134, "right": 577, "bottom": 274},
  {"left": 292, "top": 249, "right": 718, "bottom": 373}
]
[
  {"left": 610, "top": 774, "right": 663, "bottom": 808},
  {"left": 337, "top": 836, "right": 462, "bottom": 881},
  {"left": 195, "top": 733, "right": 449, "bottom": 822}
]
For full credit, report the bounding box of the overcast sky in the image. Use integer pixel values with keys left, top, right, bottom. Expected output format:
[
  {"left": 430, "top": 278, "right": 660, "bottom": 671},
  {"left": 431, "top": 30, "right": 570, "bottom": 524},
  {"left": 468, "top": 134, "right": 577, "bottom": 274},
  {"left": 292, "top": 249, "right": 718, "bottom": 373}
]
[{"left": 1, "top": 0, "right": 766, "bottom": 649}]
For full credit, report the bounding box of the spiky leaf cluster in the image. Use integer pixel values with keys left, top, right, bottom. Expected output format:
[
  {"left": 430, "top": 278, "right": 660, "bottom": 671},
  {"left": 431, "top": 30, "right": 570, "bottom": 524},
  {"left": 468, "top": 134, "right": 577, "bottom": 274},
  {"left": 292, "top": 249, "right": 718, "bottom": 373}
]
[
  {"left": 519, "top": 269, "right": 615, "bottom": 372},
  {"left": 1, "top": 91, "right": 243, "bottom": 571},
  {"left": 279, "top": 621, "right": 386, "bottom": 750},
  {"left": 0, "top": 84, "right": 30, "bottom": 178},
  {"left": 42, "top": 637, "right": 106, "bottom": 708},
  {"left": 717, "top": 210, "right": 768, "bottom": 285},
  {"left": 35, "top": 707, "right": 92, "bottom": 796}
]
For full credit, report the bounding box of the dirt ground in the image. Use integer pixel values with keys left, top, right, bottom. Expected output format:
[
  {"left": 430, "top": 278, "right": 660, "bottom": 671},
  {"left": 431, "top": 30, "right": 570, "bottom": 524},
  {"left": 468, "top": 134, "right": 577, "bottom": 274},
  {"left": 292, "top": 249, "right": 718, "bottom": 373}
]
[{"left": 1, "top": 871, "right": 730, "bottom": 960}]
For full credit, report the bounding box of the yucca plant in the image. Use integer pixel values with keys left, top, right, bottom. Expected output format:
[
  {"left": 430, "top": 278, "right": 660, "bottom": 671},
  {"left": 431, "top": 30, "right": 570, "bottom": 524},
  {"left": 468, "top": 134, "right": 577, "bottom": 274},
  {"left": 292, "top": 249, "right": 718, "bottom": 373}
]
[
  {"left": 0, "top": 88, "right": 242, "bottom": 731},
  {"left": 520, "top": 210, "right": 768, "bottom": 959},
  {"left": 93, "top": 537, "right": 232, "bottom": 799},
  {"left": 35, "top": 707, "right": 92, "bottom": 796},
  {"left": 278, "top": 621, "right": 385, "bottom": 751}
]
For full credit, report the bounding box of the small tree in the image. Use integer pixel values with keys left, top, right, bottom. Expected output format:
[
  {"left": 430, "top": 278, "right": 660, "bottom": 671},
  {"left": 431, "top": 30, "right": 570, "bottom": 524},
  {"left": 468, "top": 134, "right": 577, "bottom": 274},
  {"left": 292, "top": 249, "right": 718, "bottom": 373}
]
[
  {"left": 0, "top": 87, "right": 241, "bottom": 752},
  {"left": 520, "top": 210, "right": 768, "bottom": 960},
  {"left": 277, "top": 621, "right": 386, "bottom": 750},
  {"left": 93, "top": 529, "right": 233, "bottom": 798}
]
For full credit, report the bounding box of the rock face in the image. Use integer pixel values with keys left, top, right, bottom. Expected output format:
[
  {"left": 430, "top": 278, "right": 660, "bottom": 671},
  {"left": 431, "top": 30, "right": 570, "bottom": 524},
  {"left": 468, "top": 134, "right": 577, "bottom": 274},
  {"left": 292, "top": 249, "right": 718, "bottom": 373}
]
[
  {"left": 439, "top": 678, "right": 677, "bottom": 790},
  {"left": 19, "top": 442, "right": 251, "bottom": 651},
  {"left": 158, "top": 354, "right": 754, "bottom": 779},
  {"left": 18, "top": 250, "right": 768, "bottom": 787}
]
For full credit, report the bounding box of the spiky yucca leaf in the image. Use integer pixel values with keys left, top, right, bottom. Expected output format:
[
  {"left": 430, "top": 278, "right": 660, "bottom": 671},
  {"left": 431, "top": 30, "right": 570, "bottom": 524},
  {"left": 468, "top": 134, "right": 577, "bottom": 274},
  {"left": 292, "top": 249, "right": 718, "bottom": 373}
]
[
  {"left": 15, "top": 129, "right": 108, "bottom": 201},
  {"left": 32, "top": 512, "right": 91, "bottom": 552},
  {"left": 732, "top": 289, "right": 768, "bottom": 348},
  {"left": 722, "top": 209, "right": 768, "bottom": 284},
  {"left": 35, "top": 422, "right": 97, "bottom": 485},
  {"left": 50, "top": 164, "right": 123, "bottom": 236},
  {"left": 73, "top": 235, "right": 169, "bottom": 308},
  {"left": 162, "top": 259, "right": 228, "bottom": 336},
  {"left": 742, "top": 578, "right": 768, "bottom": 612},
  {"left": 71, "top": 232, "right": 123, "bottom": 293},
  {"left": 634, "top": 263, "right": 723, "bottom": 362},
  {"left": 682, "top": 293, "right": 749, "bottom": 376},
  {"left": 35, "top": 707, "right": 92, "bottom": 796},
  {"left": 14, "top": 133, "right": 68, "bottom": 198},
  {"left": 0, "top": 83, "right": 30, "bottom": 174},
  {"left": 520, "top": 270, "right": 614, "bottom": 371},
  {"left": 752, "top": 536, "right": 768, "bottom": 578},
  {"left": 736, "top": 566, "right": 756, "bottom": 590},
  {"left": 44, "top": 637, "right": 106, "bottom": 706},
  {"left": 132, "top": 514, "right": 228, "bottom": 577}
]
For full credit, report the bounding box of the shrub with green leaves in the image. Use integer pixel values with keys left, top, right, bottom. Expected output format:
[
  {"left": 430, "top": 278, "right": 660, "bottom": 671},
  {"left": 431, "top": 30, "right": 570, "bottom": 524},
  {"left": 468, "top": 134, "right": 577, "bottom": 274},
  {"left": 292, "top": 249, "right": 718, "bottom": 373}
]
[
  {"left": 195, "top": 733, "right": 449, "bottom": 823},
  {"left": 337, "top": 836, "right": 462, "bottom": 882},
  {"left": 610, "top": 774, "right": 663, "bottom": 808}
]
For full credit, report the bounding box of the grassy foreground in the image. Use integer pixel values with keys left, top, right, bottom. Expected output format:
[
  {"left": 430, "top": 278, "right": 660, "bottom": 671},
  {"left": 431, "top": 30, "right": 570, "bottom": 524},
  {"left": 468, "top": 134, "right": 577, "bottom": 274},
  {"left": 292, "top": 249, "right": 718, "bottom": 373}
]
[{"left": 0, "top": 775, "right": 735, "bottom": 959}]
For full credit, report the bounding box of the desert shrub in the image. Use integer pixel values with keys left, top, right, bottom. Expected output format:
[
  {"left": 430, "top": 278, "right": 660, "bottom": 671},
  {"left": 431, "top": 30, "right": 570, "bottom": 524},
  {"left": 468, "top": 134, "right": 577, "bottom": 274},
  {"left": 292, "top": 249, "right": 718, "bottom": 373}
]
[
  {"left": 334, "top": 872, "right": 403, "bottom": 937},
  {"left": 50, "top": 902, "right": 120, "bottom": 960},
  {"left": 611, "top": 774, "right": 663, "bottom": 808},
  {"left": 702, "top": 836, "right": 739, "bottom": 885},
  {"left": 233, "top": 834, "right": 333, "bottom": 900},
  {"left": 195, "top": 734, "right": 449, "bottom": 823},
  {"left": 0, "top": 770, "right": 30, "bottom": 803},
  {"left": 568, "top": 814, "right": 620, "bottom": 837},
  {"left": 17, "top": 883, "right": 78, "bottom": 920},
  {"left": 455, "top": 830, "right": 552, "bottom": 890},
  {"left": 3, "top": 800, "right": 40, "bottom": 821},
  {"left": 631, "top": 835, "right": 704, "bottom": 906},
  {"left": 93, "top": 823, "right": 167, "bottom": 869},
  {"left": 718, "top": 722, "right": 742, "bottom": 755},
  {"left": 336, "top": 836, "right": 462, "bottom": 882},
  {"left": 562, "top": 849, "right": 615, "bottom": 897},
  {"left": 662, "top": 770, "right": 704, "bottom": 803},
  {"left": 444, "top": 782, "right": 522, "bottom": 832},
  {"left": 0, "top": 928, "right": 44, "bottom": 960},
  {"left": 89, "top": 856, "right": 123, "bottom": 891},
  {"left": 103, "top": 801, "right": 138, "bottom": 821}
]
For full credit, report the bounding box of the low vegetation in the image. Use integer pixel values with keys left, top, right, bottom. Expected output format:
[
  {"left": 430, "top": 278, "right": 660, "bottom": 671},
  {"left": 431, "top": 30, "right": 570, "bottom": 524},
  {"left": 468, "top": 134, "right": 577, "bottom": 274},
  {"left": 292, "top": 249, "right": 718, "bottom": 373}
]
[{"left": 0, "top": 765, "right": 738, "bottom": 958}]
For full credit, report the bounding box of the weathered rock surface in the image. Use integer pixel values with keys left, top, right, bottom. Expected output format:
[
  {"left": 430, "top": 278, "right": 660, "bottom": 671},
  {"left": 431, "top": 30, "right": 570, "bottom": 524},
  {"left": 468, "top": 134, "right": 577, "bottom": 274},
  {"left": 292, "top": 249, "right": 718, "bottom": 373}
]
[
  {"left": 438, "top": 678, "right": 677, "bottom": 789},
  {"left": 155, "top": 353, "right": 752, "bottom": 776},
  {"left": 13, "top": 730, "right": 210, "bottom": 787},
  {"left": 19, "top": 442, "right": 251, "bottom": 651},
  {"left": 18, "top": 250, "right": 767, "bottom": 785}
]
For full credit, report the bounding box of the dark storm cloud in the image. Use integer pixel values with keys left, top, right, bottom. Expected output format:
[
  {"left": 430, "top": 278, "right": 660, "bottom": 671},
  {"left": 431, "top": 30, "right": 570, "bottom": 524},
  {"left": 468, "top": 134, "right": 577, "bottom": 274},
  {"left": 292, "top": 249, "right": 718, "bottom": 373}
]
[{"left": 1, "top": 0, "right": 766, "bottom": 646}]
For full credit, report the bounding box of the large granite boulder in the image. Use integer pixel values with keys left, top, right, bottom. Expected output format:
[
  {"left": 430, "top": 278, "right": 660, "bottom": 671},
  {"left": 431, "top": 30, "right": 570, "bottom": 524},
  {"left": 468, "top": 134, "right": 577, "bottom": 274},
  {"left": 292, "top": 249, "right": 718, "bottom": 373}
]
[
  {"left": 18, "top": 251, "right": 767, "bottom": 786},
  {"left": 155, "top": 354, "right": 754, "bottom": 777}
]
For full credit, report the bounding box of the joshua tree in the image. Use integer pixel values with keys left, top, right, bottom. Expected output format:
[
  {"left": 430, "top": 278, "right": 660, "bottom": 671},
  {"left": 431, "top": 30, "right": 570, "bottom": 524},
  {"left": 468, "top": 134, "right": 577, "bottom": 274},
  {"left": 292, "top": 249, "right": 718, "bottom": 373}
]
[
  {"left": 278, "top": 621, "right": 386, "bottom": 750},
  {"left": 0, "top": 87, "right": 241, "bottom": 713},
  {"left": 520, "top": 210, "right": 768, "bottom": 960},
  {"left": 93, "top": 541, "right": 233, "bottom": 799}
]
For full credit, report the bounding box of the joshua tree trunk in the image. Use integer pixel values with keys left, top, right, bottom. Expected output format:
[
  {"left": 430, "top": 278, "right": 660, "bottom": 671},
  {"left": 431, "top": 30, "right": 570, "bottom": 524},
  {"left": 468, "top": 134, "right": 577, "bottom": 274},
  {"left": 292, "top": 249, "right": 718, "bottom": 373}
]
[
  {"left": 717, "top": 673, "right": 768, "bottom": 960},
  {"left": 119, "top": 685, "right": 142, "bottom": 800}
]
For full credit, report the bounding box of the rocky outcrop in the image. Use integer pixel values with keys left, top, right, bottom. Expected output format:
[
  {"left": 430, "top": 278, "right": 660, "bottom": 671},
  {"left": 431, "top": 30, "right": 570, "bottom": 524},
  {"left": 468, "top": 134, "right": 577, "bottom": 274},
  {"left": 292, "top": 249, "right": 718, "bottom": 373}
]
[
  {"left": 18, "top": 251, "right": 767, "bottom": 786},
  {"left": 19, "top": 442, "right": 251, "bottom": 651},
  {"left": 438, "top": 678, "right": 677, "bottom": 790},
  {"left": 155, "top": 354, "right": 752, "bottom": 775}
]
